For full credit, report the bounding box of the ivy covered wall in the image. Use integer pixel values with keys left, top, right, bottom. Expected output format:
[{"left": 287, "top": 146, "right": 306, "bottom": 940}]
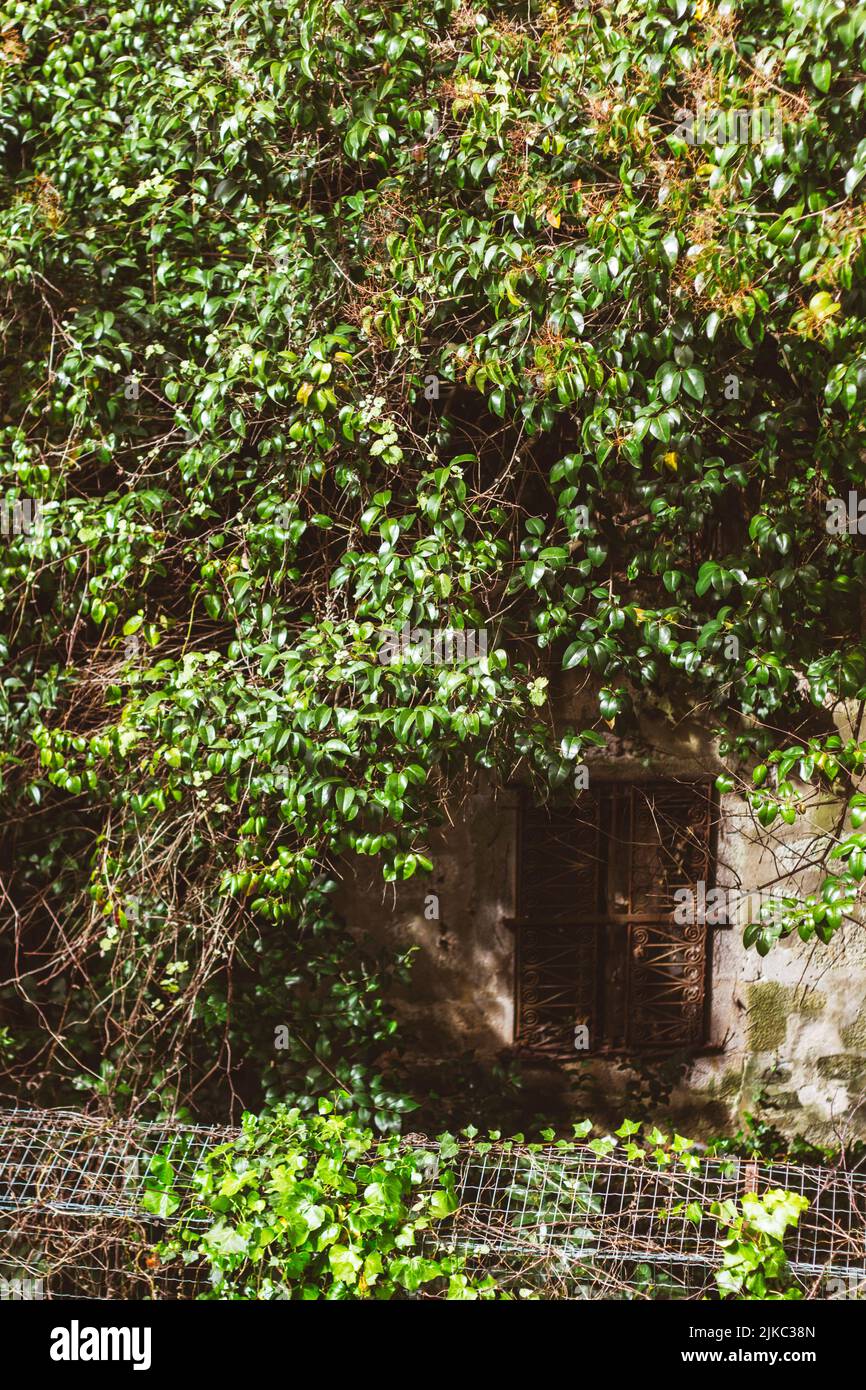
[{"left": 1, "top": 0, "right": 866, "bottom": 1135}]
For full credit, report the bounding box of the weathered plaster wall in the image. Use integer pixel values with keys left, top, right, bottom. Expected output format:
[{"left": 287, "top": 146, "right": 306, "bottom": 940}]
[
  {"left": 339, "top": 785, "right": 519, "bottom": 1060},
  {"left": 339, "top": 711, "right": 866, "bottom": 1141},
  {"left": 694, "top": 796, "right": 866, "bottom": 1142}
]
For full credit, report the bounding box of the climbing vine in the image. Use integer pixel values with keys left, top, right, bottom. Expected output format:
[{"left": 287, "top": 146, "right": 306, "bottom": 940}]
[
  {"left": 1, "top": 0, "right": 866, "bottom": 1122},
  {"left": 158, "top": 1107, "right": 810, "bottom": 1299},
  {"left": 158, "top": 1100, "right": 488, "bottom": 1299}
]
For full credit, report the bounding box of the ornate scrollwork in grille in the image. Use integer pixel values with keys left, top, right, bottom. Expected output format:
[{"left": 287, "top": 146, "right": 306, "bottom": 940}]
[
  {"left": 627, "top": 783, "right": 713, "bottom": 918},
  {"left": 516, "top": 924, "right": 599, "bottom": 1057},
  {"left": 628, "top": 919, "right": 707, "bottom": 1048}
]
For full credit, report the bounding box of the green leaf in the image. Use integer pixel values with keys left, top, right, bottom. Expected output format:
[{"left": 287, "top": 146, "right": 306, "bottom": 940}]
[
  {"left": 659, "top": 364, "right": 681, "bottom": 403},
  {"left": 811, "top": 59, "right": 832, "bottom": 92},
  {"left": 682, "top": 367, "right": 705, "bottom": 401},
  {"left": 562, "top": 642, "right": 587, "bottom": 670},
  {"left": 329, "top": 1245, "right": 363, "bottom": 1284},
  {"left": 661, "top": 232, "right": 680, "bottom": 266}
]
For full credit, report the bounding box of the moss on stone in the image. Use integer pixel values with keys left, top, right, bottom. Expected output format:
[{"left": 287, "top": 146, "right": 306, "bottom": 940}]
[
  {"left": 760, "top": 1085, "right": 802, "bottom": 1111},
  {"left": 746, "top": 983, "right": 827, "bottom": 1052},
  {"left": 840, "top": 1013, "right": 866, "bottom": 1052},
  {"left": 795, "top": 989, "right": 826, "bottom": 1019},
  {"left": 809, "top": 799, "right": 847, "bottom": 833},
  {"left": 699, "top": 1068, "right": 741, "bottom": 1101},
  {"left": 816, "top": 1054, "right": 866, "bottom": 1088},
  {"left": 747, "top": 982, "right": 789, "bottom": 1051}
]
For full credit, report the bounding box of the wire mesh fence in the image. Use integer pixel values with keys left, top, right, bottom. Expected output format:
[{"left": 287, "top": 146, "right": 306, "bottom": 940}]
[
  {"left": 1, "top": 1108, "right": 865, "bottom": 1299},
  {"left": 0, "top": 1108, "right": 236, "bottom": 1300},
  {"left": 422, "top": 1141, "right": 866, "bottom": 1298},
  {"left": 0, "top": 1108, "right": 235, "bottom": 1221}
]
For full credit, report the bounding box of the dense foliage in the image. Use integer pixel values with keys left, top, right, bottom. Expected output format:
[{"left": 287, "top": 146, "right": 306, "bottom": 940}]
[
  {"left": 159, "top": 1103, "right": 808, "bottom": 1300},
  {"left": 2, "top": 0, "right": 866, "bottom": 1123},
  {"left": 712, "top": 1187, "right": 809, "bottom": 1300},
  {"left": 159, "top": 1100, "right": 486, "bottom": 1299}
]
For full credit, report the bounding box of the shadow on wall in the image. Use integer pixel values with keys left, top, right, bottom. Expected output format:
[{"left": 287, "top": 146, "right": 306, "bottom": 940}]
[
  {"left": 334, "top": 786, "right": 740, "bottom": 1133},
  {"left": 336, "top": 788, "right": 518, "bottom": 1062}
]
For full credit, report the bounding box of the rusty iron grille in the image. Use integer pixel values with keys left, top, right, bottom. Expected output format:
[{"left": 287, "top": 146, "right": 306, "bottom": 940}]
[{"left": 515, "top": 781, "right": 714, "bottom": 1059}]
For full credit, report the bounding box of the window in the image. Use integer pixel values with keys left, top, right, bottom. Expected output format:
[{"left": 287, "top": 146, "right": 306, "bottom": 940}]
[{"left": 514, "top": 781, "right": 715, "bottom": 1058}]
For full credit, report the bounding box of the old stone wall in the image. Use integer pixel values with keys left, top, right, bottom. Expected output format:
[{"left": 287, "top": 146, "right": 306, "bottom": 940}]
[{"left": 338, "top": 711, "right": 866, "bottom": 1142}]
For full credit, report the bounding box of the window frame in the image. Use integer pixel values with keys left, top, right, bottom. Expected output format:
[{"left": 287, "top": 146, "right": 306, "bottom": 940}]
[{"left": 513, "top": 779, "right": 720, "bottom": 1060}]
